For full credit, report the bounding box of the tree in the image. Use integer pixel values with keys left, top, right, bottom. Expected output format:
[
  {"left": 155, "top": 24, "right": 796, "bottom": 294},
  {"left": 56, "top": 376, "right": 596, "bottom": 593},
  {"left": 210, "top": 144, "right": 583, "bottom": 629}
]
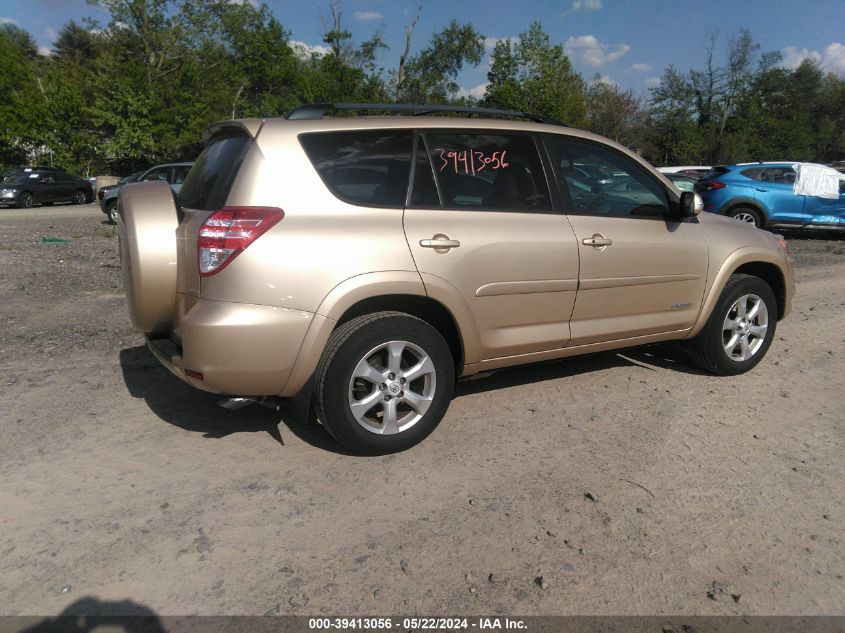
[
  {"left": 585, "top": 77, "right": 646, "bottom": 149},
  {"left": 399, "top": 20, "right": 485, "bottom": 103},
  {"left": 646, "top": 66, "right": 703, "bottom": 165},
  {"left": 484, "top": 23, "right": 586, "bottom": 126}
]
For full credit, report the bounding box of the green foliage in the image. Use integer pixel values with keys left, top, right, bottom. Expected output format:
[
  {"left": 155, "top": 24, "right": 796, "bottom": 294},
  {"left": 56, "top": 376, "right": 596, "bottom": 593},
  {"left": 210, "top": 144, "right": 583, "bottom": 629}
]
[
  {"left": 2, "top": 7, "right": 844, "bottom": 176},
  {"left": 400, "top": 21, "right": 485, "bottom": 103},
  {"left": 484, "top": 23, "right": 587, "bottom": 127}
]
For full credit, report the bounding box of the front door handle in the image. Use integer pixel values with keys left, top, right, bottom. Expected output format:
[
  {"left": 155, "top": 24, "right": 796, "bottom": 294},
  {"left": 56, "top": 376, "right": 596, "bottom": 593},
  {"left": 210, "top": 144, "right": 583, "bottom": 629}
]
[
  {"left": 420, "top": 234, "right": 461, "bottom": 250},
  {"left": 582, "top": 235, "right": 613, "bottom": 247}
]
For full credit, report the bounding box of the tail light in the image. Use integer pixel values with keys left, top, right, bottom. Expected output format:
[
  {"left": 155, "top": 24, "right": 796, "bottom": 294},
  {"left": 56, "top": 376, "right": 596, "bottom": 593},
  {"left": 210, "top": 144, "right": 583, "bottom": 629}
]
[
  {"left": 198, "top": 206, "right": 284, "bottom": 276},
  {"left": 697, "top": 180, "right": 727, "bottom": 191}
]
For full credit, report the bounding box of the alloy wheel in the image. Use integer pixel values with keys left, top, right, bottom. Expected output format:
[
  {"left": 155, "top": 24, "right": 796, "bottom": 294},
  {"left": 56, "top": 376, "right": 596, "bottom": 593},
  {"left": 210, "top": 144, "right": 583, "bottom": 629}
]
[
  {"left": 347, "top": 340, "right": 436, "bottom": 435},
  {"left": 722, "top": 293, "right": 769, "bottom": 361},
  {"left": 733, "top": 211, "right": 757, "bottom": 224}
]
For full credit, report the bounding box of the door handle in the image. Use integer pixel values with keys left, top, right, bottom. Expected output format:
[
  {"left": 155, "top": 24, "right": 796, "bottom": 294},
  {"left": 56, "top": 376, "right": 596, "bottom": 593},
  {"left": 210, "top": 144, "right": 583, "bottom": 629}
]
[
  {"left": 420, "top": 236, "right": 460, "bottom": 249},
  {"left": 754, "top": 188, "right": 768, "bottom": 192},
  {"left": 582, "top": 235, "right": 613, "bottom": 247}
]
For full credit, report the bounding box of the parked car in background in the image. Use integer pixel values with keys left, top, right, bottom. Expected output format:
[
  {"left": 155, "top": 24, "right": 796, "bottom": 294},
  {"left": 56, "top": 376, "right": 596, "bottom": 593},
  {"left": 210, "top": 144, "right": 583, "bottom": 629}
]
[
  {"left": 658, "top": 166, "right": 712, "bottom": 178},
  {"left": 98, "top": 171, "right": 143, "bottom": 203},
  {"left": 665, "top": 173, "right": 698, "bottom": 192},
  {"left": 117, "top": 103, "right": 793, "bottom": 454},
  {"left": 101, "top": 162, "right": 193, "bottom": 223},
  {"left": 696, "top": 162, "right": 845, "bottom": 230},
  {"left": 0, "top": 167, "right": 94, "bottom": 208}
]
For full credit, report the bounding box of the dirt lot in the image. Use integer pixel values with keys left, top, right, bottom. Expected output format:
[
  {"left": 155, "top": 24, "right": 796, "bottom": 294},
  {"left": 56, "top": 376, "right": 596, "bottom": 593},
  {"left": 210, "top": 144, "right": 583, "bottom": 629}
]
[{"left": 0, "top": 204, "right": 843, "bottom": 617}]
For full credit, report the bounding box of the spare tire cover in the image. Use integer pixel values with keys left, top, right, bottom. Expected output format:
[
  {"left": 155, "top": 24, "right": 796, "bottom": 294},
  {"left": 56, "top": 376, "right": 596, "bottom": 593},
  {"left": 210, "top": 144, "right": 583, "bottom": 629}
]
[{"left": 118, "top": 181, "right": 178, "bottom": 334}]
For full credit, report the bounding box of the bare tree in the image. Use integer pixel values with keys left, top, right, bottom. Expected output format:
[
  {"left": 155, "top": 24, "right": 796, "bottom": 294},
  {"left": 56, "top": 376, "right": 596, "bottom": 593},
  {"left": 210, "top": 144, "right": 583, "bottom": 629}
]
[{"left": 395, "top": 0, "right": 423, "bottom": 102}]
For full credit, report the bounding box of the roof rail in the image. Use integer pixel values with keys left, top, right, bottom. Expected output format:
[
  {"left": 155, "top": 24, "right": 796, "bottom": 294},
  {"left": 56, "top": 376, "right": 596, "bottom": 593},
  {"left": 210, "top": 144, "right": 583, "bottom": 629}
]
[{"left": 284, "top": 103, "right": 567, "bottom": 127}]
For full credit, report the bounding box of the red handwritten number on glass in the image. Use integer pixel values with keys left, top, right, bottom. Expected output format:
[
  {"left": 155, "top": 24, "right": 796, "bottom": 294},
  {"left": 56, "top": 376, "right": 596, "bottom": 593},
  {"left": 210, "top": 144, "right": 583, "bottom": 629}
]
[{"left": 433, "top": 148, "right": 509, "bottom": 175}]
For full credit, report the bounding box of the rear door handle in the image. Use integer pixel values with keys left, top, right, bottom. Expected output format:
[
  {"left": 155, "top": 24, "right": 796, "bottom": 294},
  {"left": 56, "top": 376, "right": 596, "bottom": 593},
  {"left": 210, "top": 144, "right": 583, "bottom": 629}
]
[
  {"left": 420, "top": 236, "right": 461, "bottom": 249},
  {"left": 582, "top": 236, "right": 613, "bottom": 247}
]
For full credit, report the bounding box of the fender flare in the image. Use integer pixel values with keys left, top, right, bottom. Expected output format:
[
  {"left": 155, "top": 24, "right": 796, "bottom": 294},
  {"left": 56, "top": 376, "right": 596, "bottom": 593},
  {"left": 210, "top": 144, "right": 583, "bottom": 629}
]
[
  {"left": 687, "top": 246, "right": 789, "bottom": 338},
  {"left": 281, "top": 271, "right": 426, "bottom": 396}
]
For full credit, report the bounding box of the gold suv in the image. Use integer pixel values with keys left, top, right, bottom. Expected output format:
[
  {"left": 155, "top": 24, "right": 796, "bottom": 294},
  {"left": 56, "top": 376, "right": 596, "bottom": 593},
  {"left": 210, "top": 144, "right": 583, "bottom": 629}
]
[{"left": 118, "top": 104, "right": 794, "bottom": 454}]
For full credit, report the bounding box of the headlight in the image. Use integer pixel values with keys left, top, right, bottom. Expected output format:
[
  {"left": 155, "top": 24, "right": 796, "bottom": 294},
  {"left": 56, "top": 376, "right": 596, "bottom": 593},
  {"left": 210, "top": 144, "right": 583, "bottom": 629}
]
[{"left": 0, "top": 188, "right": 17, "bottom": 195}]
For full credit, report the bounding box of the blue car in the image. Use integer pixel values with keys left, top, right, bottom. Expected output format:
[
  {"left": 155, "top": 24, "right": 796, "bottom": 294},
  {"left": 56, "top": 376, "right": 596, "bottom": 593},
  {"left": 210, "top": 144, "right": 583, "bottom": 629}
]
[{"left": 696, "top": 162, "right": 845, "bottom": 230}]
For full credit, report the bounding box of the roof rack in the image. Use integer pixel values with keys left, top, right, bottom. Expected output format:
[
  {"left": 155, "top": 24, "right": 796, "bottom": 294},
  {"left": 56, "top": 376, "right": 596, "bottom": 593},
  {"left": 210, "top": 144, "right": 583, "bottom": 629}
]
[{"left": 285, "top": 103, "right": 567, "bottom": 127}]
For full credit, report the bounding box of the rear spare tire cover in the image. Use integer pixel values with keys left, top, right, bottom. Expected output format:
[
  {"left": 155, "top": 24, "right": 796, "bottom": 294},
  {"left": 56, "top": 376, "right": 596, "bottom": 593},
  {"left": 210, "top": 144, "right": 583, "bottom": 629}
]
[{"left": 118, "top": 181, "right": 178, "bottom": 334}]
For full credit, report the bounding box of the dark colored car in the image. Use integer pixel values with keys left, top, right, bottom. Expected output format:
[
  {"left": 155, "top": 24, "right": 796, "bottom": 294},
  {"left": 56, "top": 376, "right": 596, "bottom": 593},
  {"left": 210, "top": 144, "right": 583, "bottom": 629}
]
[
  {"left": 0, "top": 167, "right": 94, "bottom": 208},
  {"left": 98, "top": 171, "right": 143, "bottom": 202}
]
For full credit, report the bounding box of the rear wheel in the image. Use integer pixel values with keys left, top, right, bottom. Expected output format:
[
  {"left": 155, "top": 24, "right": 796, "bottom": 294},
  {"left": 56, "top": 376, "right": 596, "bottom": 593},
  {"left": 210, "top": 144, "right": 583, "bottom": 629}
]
[
  {"left": 685, "top": 274, "right": 777, "bottom": 375},
  {"left": 105, "top": 200, "right": 119, "bottom": 224},
  {"left": 315, "top": 312, "right": 455, "bottom": 454},
  {"left": 18, "top": 192, "right": 33, "bottom": 208},
  {"left": 726, "top": 206, "right": 762, "bottom": 228},
  {"left": 73, "top": 189, "right": 87, "bottom": 205}
]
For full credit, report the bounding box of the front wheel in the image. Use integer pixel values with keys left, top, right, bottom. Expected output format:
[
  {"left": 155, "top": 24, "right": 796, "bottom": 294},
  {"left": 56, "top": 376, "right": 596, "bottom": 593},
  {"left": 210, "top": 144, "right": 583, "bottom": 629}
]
[
  {"left": 18, "top": 192, "right": 33, "bottom": 208},
  {"left": 314, "top": 312, "right": 455, "bottom": 455},
  {"left": 685, "top": 274, "right": 777, "bottom": 375}
]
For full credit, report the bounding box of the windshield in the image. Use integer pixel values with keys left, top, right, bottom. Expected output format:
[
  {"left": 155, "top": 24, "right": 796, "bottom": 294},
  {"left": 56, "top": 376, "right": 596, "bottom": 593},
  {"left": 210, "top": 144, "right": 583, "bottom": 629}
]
[
  {"left": 119, "top": 172, "right": 143, "bottom": 185},
  {"left": 2, "top": 170, "right": 36, "bottom": 185}
]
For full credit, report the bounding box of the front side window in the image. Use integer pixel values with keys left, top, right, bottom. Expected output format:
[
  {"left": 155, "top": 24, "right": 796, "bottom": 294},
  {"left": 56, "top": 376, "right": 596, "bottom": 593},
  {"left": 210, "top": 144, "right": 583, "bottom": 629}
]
[
  {"left": 300, "top": 130, "right": 413, "bottom": 208},
  {"left": 547, "top": 136, "right": 669, "bottom": 218},
  {"left": 421, "top": 132, "right": 551, "bottom": 212},
  {"left": 143, "top": 167, "right": 170, "bottom": 182}
]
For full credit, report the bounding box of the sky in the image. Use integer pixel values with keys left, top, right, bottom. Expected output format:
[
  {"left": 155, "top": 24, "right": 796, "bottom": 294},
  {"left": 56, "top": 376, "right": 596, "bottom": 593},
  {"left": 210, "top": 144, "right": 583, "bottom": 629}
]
[{"left": 1, "top": 0, "right": 844, "bottom": 97}]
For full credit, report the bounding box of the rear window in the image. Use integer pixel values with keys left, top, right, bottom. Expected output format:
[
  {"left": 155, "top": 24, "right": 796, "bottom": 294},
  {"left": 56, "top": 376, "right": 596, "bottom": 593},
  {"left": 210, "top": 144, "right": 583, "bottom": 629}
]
[
  {"left": 299, "top": 131, "right": 413, "bottom": 208},
  {"left": 701, "top": 166, "right": 730, "bottom": 181},
  {"left": 179, "top": 135, "right": 251, "bottom": 210}
]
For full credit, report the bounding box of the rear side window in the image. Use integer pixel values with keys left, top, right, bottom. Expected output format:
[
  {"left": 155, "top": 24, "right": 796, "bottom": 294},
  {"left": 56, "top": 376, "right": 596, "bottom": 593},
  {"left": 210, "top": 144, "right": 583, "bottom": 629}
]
[
  {"left": 179, "top": 135, "right": 252, "bottom": 210},
  {"left": 300, "top": 131, "right": 413, "bottom": 208},
  {"left": 421, "top": 132, "right": 551, "bottom": 212}
]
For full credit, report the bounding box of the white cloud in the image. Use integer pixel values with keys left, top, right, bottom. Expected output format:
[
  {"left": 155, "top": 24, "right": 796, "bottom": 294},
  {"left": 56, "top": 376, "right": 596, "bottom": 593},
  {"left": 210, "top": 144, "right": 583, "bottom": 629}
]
[
  {"left": 45, "top": 26, "right": 58, "bottom": 41},
  {"left": 821, "top": 42, "right": 845, "bottom": 75},
  {"left": 644, "top": 76, "right": 661, "bottom": 89},
  {"left": 228, "top": 0, "right": 259, "bottom": 6},
  {"left": 564, "top": 34, "right": 630, "bottom": 68},
  {"left": 289, "top": 40, "right": 330, "bottom": 59},
  {"left": 781, "top": 43, "right": 845, "bottom": 76},
  {"left": 457, "top": 83, "right": 489, "bottom": 99},
  {"left": 38, "top": 46, "right": 52, "bottom": 56},
  {"left": 1, "top": 17, "right": 19, "bottom": 25},
  {"left": 781, "top": 46, "right": 822, "bottom": 69},
  {"left": 571, "top": 0, "right": 602, "bottom": 12},
  {"left": 353, "top": 10, "right": 383, "bottom": 21},
  {"left": 628, "top": 62, "right": 652, "bottom": 73}
]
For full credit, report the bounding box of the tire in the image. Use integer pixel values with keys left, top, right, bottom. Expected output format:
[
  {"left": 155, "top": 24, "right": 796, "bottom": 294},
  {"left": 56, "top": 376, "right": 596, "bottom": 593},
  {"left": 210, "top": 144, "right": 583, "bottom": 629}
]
[
  {"left": 314, "top": 312, "right": 455, "bottom": 455},
  {"left": 73, "top": 189, "right": 87, "bottom": 205},
  {"left": 118, "top": 180, "right": 178, "bottom": 334},
  {"left": 726, "top": 206, "right": 762, "bottom": 228},
  {"left": 105, "top": 199, "right": 119, "bottom": 224},
  {"left": 18, "top": 192, "right": 33, "bottom": 208},
  {"left": 685, "top": 274, "right": 777, "bottom": 375}
]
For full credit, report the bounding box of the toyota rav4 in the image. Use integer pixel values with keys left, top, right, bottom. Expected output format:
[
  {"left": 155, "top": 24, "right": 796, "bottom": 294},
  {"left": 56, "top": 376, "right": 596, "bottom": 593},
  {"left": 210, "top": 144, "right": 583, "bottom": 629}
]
[{"left": 118, "top": 104, "right": 794, "bottom": 454}]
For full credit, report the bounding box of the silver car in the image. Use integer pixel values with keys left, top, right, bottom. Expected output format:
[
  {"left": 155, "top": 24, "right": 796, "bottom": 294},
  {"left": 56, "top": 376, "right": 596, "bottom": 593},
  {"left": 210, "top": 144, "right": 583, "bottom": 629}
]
[{"left": 101, "top": 162, "right": 193, "bottom": 223}]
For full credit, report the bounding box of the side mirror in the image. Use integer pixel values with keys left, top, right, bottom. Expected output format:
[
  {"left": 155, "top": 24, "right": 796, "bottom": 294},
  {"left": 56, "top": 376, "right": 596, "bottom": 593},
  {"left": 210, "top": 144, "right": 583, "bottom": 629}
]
[{"left": 680, "top": 191, "right": 703, "bottom": 218}]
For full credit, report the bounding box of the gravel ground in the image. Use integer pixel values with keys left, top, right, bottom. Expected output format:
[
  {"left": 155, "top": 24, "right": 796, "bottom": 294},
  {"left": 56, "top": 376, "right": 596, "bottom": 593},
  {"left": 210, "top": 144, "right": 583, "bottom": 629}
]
[{"left": 0, "top": 204, "right": 843, "bottom": 617}]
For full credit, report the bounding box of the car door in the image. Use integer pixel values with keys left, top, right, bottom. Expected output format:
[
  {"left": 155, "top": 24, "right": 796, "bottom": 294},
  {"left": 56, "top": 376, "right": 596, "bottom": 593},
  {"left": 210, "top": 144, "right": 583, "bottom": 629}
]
[
  {"left": 403, "top": 131, "right": 579, "bottom": 361},
  {"left": 752, "top": 167, "right": 804, "bottom": 223},
  {"left": 544, "top": 134, "right": 709, "bottom": 346},
  {"left": 801, "top": 177, "right": 845, "bottom": 225}
]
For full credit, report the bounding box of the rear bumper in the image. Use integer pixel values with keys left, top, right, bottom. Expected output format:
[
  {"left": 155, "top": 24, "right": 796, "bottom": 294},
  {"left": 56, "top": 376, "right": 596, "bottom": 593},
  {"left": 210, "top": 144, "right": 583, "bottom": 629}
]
[{"left": 147, "top": 297, "right": 314, "bottom": 396}]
